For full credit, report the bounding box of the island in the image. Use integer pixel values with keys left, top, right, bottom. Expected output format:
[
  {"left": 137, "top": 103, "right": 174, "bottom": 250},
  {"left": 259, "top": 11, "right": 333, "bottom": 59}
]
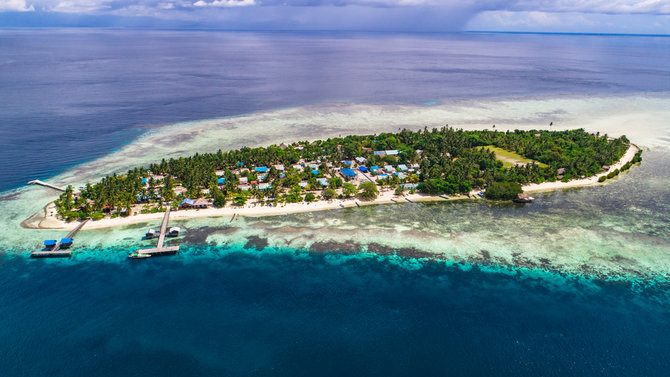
[{"left": 36, "top": 127, "right": 642, "bottom": 229}]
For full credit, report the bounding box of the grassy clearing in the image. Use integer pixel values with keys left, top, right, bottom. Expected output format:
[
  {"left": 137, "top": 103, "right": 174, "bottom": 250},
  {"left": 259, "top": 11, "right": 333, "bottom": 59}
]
[{"left": 482, "top": 145, "right": 549, "bottom": 168}]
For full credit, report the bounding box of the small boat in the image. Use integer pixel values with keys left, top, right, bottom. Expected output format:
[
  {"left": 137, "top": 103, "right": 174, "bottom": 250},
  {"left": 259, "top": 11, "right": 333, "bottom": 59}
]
[
  {"left": 128, "top": 251, "right": 151, "bottom": 259},
  {"left": 167, "top": 227, "right": 180, "bottom": 237},
  {"left": 513, "top": 193, "right": 535, "bottom": 203},
  {"left": 145, "top": 229, "right": 158, "bottom": 239}
]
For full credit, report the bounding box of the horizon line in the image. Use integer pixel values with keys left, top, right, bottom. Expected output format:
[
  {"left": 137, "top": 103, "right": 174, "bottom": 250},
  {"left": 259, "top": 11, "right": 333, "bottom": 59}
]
[{"left": 1, "top": 26, "right": 669, "bottom": 37}]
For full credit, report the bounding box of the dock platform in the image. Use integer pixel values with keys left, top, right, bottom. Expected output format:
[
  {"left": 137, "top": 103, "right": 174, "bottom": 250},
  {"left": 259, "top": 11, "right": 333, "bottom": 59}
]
[
  {"left": 133, "top": 207, "right": 180, "bottom": 257},
  {"left": 31, "top": 219, "right": 88, "bottom": 258}
]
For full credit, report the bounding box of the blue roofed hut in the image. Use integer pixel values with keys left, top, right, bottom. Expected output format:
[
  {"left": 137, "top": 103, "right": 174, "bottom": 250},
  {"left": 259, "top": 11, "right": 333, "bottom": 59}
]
[
  {"left": 59, "top": 238, "right": 73, "bottom": 249},
  {"left": 340, "top": 168, "right": 358, "bottom": 181},
  {"left": 180, "top": 198, "right": 195, "bottom": 208},
  {"left": 254, "top": 166, "right": 268, "bottom": 173}
]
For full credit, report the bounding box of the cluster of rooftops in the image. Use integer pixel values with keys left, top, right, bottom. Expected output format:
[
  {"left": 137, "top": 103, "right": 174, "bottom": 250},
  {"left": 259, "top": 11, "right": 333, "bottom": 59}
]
[
  {"left": 214, "top": 157, "right": 421, "bottom": 192},
  {"left": 147, "top": 150, "right": 423, "bottom": 209}
]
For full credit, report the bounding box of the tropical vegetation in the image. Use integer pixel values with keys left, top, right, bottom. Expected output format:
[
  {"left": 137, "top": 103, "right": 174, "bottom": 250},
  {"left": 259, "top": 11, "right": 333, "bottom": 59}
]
[{"left": 54, "top": 127, "right": 634, "bottom": 220}]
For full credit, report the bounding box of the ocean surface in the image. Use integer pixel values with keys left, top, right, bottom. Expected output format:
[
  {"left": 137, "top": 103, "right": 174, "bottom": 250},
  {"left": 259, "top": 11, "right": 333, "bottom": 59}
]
[
  {"left": 1, "top": 30, "right": 670, "bottom": 192},
  {"left": 1, "top": 30, "right": 670, "bottom": 376}
]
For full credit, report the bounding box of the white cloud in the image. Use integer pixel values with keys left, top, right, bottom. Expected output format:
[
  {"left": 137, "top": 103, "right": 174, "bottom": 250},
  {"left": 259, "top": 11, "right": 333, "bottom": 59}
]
[
  {"left": 193, "top": 0, "right": 255, "bottom": 7},
  {"left": 0, "top": 0, "right": 35, "bottom": 11},
  {"left": 509, "top": 0, "right": 670, "bottom": 14},
  {"left": 53, "top": 0, "right": 109, "bottom": 13},
  {"left": 467, "top": 9, "right": 670, "bottom": 33}
]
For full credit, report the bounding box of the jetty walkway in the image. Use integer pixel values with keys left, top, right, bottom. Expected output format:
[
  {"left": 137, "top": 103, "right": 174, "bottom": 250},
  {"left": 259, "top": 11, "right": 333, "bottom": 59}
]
[
  {"left": 31, "top": 219, "right": 88, "bottom": 258},
  {"left": 134, "top": 207, "right": 180, "bottom": 257},
  {"left": 27, "top": 180, "right": 66, "bottom": 192}
]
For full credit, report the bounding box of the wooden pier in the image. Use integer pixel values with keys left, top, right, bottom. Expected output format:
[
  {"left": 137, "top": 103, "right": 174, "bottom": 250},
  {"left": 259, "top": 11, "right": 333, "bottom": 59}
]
[
  {"left": 134, "top": 207, "right": 180, "bottom": 257},
  {"left": 31, "top": 219, "right": 88, "bottom": 258},
  {"left": 27, "top": 180, "right": 66, "bottom": 192}
]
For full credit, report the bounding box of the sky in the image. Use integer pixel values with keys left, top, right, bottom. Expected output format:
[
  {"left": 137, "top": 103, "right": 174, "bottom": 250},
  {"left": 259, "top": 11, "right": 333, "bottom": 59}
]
[{"left": 0, "top": 0, "right": 669, "bottom": 34}]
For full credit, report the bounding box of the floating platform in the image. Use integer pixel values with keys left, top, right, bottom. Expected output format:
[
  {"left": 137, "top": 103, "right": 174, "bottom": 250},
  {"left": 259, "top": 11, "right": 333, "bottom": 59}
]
[
  {"left": 132, "top": 246, "right": 180, "bottom": 257},
  {"left": 30, "top": 250, "right": 72, "bottom": 258}
]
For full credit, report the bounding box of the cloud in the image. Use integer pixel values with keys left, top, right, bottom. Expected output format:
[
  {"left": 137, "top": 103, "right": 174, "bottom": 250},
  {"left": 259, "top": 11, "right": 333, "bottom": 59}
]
[
  {"left": 509, "top": 0, "right": 670, "bottom": 14},
  {"left": 0, "top": 0, "right": 35, "bottom": 11},
  {"left": 53, "top": 1, "right": 108, "bottom": 12},
  {"left": 1, "top": 0, "right": 670, "bottom": 33},
  {"left": 193, "top": 0, "right": 254, "bottom": 7},
  {"left": 467, "top": 9, "right": 670, "bottom": 33}
]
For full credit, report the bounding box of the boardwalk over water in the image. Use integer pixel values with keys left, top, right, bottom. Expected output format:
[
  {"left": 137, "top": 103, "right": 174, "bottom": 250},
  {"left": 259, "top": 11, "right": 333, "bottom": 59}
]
[
  {"left": 31, "top": 219, "right": 88, "bottom": 258},
  {"left": 27, "top": 180, "right": 66, "bottom": 192},
  {"left": 134, "top": 207, "right": 179, "bottom": 257}
]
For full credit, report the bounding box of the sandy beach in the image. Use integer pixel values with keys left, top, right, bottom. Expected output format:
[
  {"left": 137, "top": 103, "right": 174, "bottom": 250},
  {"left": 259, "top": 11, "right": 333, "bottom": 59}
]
[{"left": 30, "top": 144, "right": 640, "bottom": 231}]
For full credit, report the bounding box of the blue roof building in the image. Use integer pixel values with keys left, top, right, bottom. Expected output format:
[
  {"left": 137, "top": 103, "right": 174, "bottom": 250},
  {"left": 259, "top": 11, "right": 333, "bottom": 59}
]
[
  {"left": 254, "top": 166, "right": 268, "bottom": 173},
  {"left": 44, "top": 240, "right": 57, "bottom": 247},
  {"left": 359, "top": 166, "right": 368, "bottom": 172},
  {"left": 180, "top": 198, "right": 195, "bottom": 207},
  {"left": 341, "top": 168, "right": 357, "bottom": 178},
  {"left": 312, "top": 170, "right": 320, "bottom": 175},
  {"left": 217, "top": 178, "right": 226, "bottom": 184}
]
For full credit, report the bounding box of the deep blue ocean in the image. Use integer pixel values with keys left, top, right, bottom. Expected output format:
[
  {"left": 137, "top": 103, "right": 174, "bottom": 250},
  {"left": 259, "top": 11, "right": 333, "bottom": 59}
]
[
  {"left": 1, "top": 30, "right": 670, "bottom": 192},
  {"left": 2, "top": 250, "right": 670, "bottom": 377},
  {"left": 2, "top": 30, "right": 670, "bottom": 376}
]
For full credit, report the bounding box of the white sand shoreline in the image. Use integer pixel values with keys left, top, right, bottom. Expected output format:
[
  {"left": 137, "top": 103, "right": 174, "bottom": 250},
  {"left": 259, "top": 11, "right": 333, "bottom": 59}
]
[{"left": 28, "top": 144, "right": 639, "bottom": 231}]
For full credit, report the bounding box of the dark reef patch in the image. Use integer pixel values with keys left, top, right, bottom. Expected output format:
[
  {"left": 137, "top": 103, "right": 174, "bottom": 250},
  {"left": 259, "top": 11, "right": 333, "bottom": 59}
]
[
  {"left": 182, "top": 226, "right": 239, "bottom": 244},
  {"left": 395, "top": 247, "right": 437, "bottom": 259},
  {"left": 309, "top": 241, "right": 362, "bottom": 255},
  {"left": 244, "top": 236, "right": 269, "bottom": 251},
  {"left": 366, "top": 243, "right": 396, "bottom": 256}
]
